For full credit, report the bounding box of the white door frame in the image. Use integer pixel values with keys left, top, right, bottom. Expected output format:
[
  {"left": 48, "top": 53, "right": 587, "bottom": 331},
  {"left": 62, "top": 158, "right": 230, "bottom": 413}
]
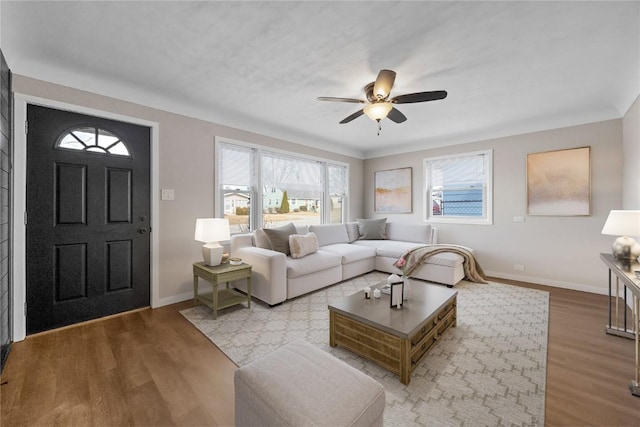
[{"left": 12, "top": 93, "right": 160, "bottom": 341}]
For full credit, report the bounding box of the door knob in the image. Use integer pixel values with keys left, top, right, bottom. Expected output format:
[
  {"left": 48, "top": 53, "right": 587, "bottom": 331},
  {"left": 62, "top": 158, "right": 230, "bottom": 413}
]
[{"left": 138, "top": 228, "right": 148, "bottom": 234}]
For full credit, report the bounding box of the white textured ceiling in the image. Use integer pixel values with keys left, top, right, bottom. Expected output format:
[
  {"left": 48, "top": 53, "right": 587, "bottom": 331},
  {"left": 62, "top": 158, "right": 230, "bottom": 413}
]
[{"left": 2, "top": 1, "right": 639, "bottom": 159}]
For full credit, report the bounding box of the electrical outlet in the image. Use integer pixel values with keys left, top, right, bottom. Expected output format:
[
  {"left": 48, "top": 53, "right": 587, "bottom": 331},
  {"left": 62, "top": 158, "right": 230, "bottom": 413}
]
[
  {"left": 513, "top": 264, "right": 525, "bottom": 271},
  {"left": 161, "top": 189, "right": 175, "bottom": 201}
]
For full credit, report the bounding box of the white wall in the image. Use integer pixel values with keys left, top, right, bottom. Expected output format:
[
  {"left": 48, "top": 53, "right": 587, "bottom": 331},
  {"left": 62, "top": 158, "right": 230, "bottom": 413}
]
[
  {"left": 11, "top": 75, "right": 364, "bottom": 307},
  {"left": 364, "top": 119, "right": 624, "bottom": 294},
  {"left": 622, "top": 95, "right": 640, "bottom": 209}
]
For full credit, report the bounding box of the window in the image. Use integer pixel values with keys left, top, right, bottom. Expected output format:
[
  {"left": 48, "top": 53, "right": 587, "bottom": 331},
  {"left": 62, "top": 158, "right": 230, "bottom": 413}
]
[
  {"left": 57, "top": 127, "right": 130, "bottom": 156},
  {"left": 219, "top": 144, "right": 256, "bottom": 233},
  {"left": 216, "top": 140, "right": 348, "bottom": 232},
  {"left": 262, "top": 152, "right": 323, "bottom": 226},
  {"left": 328, "top": 164, "right": 347, "bottom": 223},
  {"left": 424, "top": 150, "right": 493, "bottom": 225}
]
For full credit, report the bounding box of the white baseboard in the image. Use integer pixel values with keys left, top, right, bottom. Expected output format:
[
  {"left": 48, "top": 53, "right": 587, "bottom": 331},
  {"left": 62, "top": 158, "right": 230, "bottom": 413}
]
[
  {"left": 485, "top": 270, "right": 608, "bottom": 296},
  {"left": 154, "top": 284, "right": 214, "bottom": 308}
]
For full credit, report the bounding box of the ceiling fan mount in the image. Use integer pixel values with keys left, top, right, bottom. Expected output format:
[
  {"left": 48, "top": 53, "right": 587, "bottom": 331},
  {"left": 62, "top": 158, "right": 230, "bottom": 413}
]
[{"left": 318, "top": 69, "right": 447, "bottom": 133}]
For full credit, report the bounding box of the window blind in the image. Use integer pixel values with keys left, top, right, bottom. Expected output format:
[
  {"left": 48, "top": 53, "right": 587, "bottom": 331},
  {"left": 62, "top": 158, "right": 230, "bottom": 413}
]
[
  {"left": 221, "top": 144, "right": 253, "bottom": 190},
  {"left": 428, "top": 153, "right": 486, "bottom": 189},
  {"left": 328, "top": 164, "right": 346, "bottom": 196},
  {"left": 262, "top": 151, "right": 323, "bottom": 194}
]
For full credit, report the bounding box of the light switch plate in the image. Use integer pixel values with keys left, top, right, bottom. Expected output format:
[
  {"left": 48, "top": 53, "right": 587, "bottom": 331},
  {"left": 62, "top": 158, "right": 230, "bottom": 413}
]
[{"left": 161, "top": 189, "right": 175, "bottom": 201}]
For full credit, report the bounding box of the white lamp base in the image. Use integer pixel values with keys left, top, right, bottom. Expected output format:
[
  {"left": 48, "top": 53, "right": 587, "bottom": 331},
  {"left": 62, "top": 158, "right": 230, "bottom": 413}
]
[
  {"left": 611, "top": 236, "right": 640, "bottom": 260},
  {"left": 202, "top": 242, "right": 224, "bottom": 266}
]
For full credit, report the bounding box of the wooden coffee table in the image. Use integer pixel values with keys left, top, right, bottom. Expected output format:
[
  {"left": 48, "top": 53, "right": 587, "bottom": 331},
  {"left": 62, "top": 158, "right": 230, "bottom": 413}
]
[{"left": 328, "top": 280, "right": 457, "bottom": 385}]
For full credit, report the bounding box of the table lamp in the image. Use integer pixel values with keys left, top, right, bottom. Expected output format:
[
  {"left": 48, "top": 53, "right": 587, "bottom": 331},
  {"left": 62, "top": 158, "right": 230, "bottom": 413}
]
[
  {"left": 195, "top": 218, "right": 231, "bottom": 266},
  {"left": 601, "top": 210, "right": 640, "bottom": 260}
]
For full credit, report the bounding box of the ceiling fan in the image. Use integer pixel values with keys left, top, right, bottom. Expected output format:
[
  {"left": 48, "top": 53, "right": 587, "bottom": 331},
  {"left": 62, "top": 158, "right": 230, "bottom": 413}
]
[{"left": 318, "top": 69, "right": 447, "bottom": 134}]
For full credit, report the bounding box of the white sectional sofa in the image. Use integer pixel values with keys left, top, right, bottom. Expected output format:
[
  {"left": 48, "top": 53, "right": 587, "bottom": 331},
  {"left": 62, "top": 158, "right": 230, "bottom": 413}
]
[{"left": 230, "top": 220, "right": 468, "bottom": 306}]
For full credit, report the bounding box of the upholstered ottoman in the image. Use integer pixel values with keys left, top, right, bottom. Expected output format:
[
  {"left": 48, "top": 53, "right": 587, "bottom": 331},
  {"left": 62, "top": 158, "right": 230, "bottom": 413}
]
[{"left": 234, "top": 340, "right": 386, "bottom": 427}]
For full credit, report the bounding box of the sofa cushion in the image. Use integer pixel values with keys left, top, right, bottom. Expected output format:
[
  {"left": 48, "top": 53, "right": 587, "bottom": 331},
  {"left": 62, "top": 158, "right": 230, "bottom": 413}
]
[
  {"left": 263, "top": 223, "right": 297, "bottom": 255},
  {"left": 286, "top": 250, "right": 342, "bottom": 279},
  {"left": 289, "top": 232, "right": 319, "bottom": 259},
  {"left": 321, "top": 243, "right": 376, "bottom": 264},
  {"left": 309, "top": 224, "right": 349, "bottom": 247},
  {"left": 353, "top": 240, "right": 422, "bottom": 259},
  {"left": 421, "top": 251, "right": 466, "bottom": 267},
  {"left": 357, "top": 218, "right": 387, "bottom": 240},
  {"left": 353, "top": 240, "right": 465, "bottom": 268},
  {"left": 386, "top": 222, "right": 432, "bottom": 244}
]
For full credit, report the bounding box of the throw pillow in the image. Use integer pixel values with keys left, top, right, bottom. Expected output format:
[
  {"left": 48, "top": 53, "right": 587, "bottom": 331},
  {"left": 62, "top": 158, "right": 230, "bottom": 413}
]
[
  {"left": 254, "top": 228, "right": 272, "bottom": 249},
  {"left": 357, "top": 218, "right": 387, "bottom": 240},
  {"left": 263, "top": 223, "right": 297, "bottom": 255},
  {"left": 289, "top": 232, "right": 319, "bottom": 259},
  {"left": 345, "top": 222, "right": 360, "bottom": 243}
]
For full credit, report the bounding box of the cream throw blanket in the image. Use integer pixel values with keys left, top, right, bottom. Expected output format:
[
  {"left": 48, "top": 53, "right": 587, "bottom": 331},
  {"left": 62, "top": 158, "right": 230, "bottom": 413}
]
[{"left": 393, "top": 244, "right": 487, "bottom": 283}]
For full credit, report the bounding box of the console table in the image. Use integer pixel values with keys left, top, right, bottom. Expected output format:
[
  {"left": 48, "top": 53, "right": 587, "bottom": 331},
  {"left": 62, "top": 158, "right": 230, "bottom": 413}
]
[{"left": 600, "top": 253, "right": 640, "bottom": 397}]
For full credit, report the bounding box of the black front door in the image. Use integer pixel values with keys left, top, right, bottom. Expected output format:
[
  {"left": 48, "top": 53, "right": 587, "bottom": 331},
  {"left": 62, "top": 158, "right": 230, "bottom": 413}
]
[{"left": 26, "top": 105, "right": 151, "bottom": 334}]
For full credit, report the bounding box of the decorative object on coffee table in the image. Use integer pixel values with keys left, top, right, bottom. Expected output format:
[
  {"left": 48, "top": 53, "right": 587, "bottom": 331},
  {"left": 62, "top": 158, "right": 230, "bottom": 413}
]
[
  {"left": 395, "top": 256, "right": 411, "bottom": 300},
  {"left": 402, "top": 276, "right": 411, "bottom": 300},
  {"left": 390, "top": 282, "right": 403, "bottom": 308}
]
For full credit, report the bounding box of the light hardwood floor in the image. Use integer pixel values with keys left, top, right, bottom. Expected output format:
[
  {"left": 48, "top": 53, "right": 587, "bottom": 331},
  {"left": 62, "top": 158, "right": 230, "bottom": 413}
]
[{"left": 1, "top": 278, "right": 640, "bottom": 426}]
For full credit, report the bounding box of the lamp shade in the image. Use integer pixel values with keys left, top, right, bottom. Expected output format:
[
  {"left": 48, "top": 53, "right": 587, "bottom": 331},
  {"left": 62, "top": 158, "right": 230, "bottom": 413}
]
[
  {"left": 363, "top": 102, "right": 393, "bottom": 121},
  {"left": 601, "top": 210, "right": 640, "bottom": 237},
  {"left": 194, "top": 218, "right": 230, "bottom": 243},
  {"left": 601, "top": 210, "right": 640, "bottom": 260}
]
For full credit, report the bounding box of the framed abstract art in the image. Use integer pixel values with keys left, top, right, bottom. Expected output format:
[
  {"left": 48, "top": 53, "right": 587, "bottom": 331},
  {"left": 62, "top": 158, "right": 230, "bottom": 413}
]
[
  {"left": 526, "top": 146, "right": 591, "bottom": 216},
  {"left": 374, "top": 167, "right": 412, "bottom": 213}
]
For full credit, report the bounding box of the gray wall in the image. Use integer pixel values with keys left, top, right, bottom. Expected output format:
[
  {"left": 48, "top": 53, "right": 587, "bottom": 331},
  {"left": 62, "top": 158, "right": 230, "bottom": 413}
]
[
  {"left": 11, "top": 75, "right": 364, "bottom": 305},
  {"left": 364, "top": 119, "right": 625, "bottom": 294},
  {"left": 622, "top": 95, "right": 640, "bottom": 209}
]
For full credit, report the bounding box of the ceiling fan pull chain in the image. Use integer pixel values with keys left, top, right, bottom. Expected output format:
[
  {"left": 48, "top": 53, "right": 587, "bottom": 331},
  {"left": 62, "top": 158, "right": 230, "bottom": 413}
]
[{"left": 377, "top": 119, "right": 382, "bottom": 136}]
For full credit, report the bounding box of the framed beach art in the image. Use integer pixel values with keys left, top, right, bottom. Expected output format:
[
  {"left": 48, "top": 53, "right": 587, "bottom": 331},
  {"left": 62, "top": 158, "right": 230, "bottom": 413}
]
[
  {"left": 374, "top": 167, "right": 412, "bottom": 213},
  {"left": 526, "top": 146, "right": 591, "bottom": 216}
]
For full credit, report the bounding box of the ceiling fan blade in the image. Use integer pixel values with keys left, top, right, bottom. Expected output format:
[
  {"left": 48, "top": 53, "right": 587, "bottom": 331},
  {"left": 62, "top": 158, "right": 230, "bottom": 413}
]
[
  {"left": 391, "top": 90, "right": 447, "bottom": 104},
  {"left": 317, "top": 97, "right": 365, "bottom": 104},
  {"left": 387, "top": 107, "right": 407, "bottom": 123},
  {"left": 373, "top": 69, "right": 396, "bottom": 99},
  {"left": 364, "top": 82, "right": 376, "bottom": 102},
  {"left": 339, "top": 109, "right": 364, "bottom": 124}
]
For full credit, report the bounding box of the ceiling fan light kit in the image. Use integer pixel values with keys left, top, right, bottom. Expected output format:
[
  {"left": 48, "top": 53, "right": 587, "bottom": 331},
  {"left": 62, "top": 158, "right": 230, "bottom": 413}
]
[
  {"left": 363, "top": 102, "right": 393, "bottom": 121},
  {"left": 318, "top": 69, "right": 447, "bottom": 135}
]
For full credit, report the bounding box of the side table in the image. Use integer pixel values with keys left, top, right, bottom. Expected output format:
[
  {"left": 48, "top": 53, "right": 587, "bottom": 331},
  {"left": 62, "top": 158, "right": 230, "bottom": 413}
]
[{"left": 193, "top": 261, "right": 252, "bottom": 319}]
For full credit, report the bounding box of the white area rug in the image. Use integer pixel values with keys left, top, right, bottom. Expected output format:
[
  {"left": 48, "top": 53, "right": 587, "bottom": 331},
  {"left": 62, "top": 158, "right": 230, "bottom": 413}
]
[{"left": 181, "top": 271, "right": 548, "bottom": 426}]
